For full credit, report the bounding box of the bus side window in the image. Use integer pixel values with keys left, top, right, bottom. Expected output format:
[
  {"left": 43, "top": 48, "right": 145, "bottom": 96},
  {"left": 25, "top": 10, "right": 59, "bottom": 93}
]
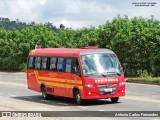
[
  {"left": 65, "top": 58, "right": 72, "bottom": 73},
  {"left": 28, "top": 57, "right": 34, "bottom": 69},
  {"left": 41, "top": 57, "right": 47, "bottom": 70},
  {"left": 50, "top": 57, "right": 57, "bottom": 71},
  {"left": 57, "top": 58, "right": 65, "bottom": 72},
  {"left": 72, "top": 58, "right": 81, "bottom": 76},
  {"left": 35, "top": 57, "right": 41, "bottom": 70}
]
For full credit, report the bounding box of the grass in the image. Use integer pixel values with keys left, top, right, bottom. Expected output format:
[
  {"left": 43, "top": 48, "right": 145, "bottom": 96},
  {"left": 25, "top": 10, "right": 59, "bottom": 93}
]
[{"left": 126, "top": 77, "right": 160, "bottom": 85}]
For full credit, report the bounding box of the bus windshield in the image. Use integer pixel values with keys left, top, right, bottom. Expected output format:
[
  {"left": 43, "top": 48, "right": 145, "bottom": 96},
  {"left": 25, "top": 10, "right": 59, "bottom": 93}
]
[{"left": 81, "top": 53, "right": 122, "bottom": 77}]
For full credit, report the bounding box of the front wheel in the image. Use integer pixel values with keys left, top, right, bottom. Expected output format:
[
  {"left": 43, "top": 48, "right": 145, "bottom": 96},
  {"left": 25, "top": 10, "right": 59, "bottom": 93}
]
[
  {"left": 110, "top": 97, "right": 119, "bottom": 103},
  {"left": 75, "top": 91, "right": 83, "bottom": 105}
]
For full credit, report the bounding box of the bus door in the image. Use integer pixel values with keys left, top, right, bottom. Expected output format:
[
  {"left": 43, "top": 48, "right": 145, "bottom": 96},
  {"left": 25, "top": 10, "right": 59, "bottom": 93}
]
[{"left": 70, "top": 58, "right": 83, "bottom": 97}]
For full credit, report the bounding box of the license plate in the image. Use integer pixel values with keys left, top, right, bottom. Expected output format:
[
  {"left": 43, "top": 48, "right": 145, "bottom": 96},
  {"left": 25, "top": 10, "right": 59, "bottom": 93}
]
[{"left": 104, "top": 88, "right": 112, "bottom": 92}]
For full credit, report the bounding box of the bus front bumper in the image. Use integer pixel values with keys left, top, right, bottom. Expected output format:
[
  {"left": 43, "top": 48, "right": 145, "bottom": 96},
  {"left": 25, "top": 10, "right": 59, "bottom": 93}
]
[{"left": 81, "top": 85, "right": 125, "bottom": 99}]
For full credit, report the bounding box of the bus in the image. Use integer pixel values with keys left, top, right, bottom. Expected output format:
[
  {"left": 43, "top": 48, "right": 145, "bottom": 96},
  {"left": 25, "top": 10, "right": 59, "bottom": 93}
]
[{"left": 27, "top": 46, "right": 125, "bottom": 104}]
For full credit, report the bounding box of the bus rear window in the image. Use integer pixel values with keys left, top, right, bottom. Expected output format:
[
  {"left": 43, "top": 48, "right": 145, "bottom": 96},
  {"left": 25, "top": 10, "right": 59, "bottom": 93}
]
[{"left": 28, "top": 57, "right": 34, "bottom": 69}]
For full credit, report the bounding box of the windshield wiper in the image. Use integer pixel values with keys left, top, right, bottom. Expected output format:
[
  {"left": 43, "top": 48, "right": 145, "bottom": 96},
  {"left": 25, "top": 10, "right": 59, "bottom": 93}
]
[
  {"left": 102, "top": 72, "right": 121, "bottom": 76},
  {"left": 85, "top": 72, "right": 121, "bottom": 77},
  {"left": 84, "top": 73, "right": 103, "bottom": 77}
]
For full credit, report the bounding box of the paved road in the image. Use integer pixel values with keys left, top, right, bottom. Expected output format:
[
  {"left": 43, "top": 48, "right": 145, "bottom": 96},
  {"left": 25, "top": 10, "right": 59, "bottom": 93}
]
[{"left": 0, "top": 72, "right": 159, "bottom": 120}]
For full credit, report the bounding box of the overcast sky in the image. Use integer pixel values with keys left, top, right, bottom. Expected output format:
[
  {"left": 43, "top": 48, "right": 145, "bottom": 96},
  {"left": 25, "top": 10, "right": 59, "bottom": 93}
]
[{"left": 0, "top": 0, "right": 159, "bottom": 29}]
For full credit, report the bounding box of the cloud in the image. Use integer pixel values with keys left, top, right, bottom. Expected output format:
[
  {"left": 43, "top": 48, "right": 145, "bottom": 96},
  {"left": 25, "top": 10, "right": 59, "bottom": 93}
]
[
  {"left": 38, "top": 0, "right": 119, "bottom": 28},
  {"left": 0, "top": 0, "right": 159, "bottom": 29}
]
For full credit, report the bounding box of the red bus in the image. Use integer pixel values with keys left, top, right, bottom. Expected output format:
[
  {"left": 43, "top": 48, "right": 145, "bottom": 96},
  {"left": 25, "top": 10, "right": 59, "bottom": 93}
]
[{"left": 27, "top": 46, "right": 125, "bottom": 104}]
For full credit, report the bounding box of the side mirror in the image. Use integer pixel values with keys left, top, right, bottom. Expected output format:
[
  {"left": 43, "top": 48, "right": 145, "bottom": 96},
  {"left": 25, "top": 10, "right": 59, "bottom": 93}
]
[
  {"left": 73, "top": 66, "right": 78, "bottom": 73},
  {"left": 73, "top": 66, "right": 81, "bottom": 76},
  {"left": 122, "top": 63, "right": 126, "bottom": 72}
]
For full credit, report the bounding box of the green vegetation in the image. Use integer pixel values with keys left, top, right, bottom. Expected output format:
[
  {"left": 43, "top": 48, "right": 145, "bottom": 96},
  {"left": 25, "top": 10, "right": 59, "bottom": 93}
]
[
  {"left": 0, "top": 15, "right": 160, "bottom": 77},
  {"left": 127, "top": 77, "right": 160, "bottom": 85}
]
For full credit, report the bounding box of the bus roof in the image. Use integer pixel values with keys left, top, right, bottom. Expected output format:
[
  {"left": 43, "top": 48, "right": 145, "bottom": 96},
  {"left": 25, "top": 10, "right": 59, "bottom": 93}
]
[{"left": 29, "top": 48, "right": 114, "bottom": 57}]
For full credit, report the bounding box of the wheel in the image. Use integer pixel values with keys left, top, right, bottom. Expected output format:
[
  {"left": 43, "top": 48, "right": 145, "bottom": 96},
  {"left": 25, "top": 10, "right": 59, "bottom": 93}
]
[
  {"left": 41, "top": 86, "right": 52, "bottom": 100},
  {"left": 75, "top": 91, "right": 82, "bottom": 105},
  {"left": 110, "top": 97, "right": 119, "bottom": 103}
]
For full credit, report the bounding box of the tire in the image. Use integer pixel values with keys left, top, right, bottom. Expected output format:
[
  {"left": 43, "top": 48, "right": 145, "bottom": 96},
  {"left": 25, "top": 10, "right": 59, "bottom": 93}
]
[
  {"left": 110, "top": 97, "right": 119, "bottom": 103},
  {"left": 74, "top": 91, "right": 82, "bottom": 105},
  {"left": 41, "top": 86, "right": 52, "bottom": 100}
]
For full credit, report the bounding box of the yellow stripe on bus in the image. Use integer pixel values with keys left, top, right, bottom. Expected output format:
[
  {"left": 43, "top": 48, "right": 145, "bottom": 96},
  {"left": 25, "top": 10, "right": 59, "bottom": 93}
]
[
  {"left": 34, "top": 70, "right": 40, "bottom": 84},
  {"left": 34, "top": 70, "right": 83, "bottom": 90},
  {"left": 41, "top": 82, "right": 83, "bottom": 90},
  {"left": 38, "top": 76, "right": 82, "bottom": 85}
]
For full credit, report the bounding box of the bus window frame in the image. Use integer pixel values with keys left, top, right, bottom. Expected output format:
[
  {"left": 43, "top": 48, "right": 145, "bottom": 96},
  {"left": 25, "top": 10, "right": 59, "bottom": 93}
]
[{"left": 27, "top": 56, "right": 81, "bottom": 77}]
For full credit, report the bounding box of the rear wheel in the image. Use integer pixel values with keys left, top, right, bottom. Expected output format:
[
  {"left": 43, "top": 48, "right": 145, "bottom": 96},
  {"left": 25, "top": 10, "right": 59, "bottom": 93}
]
[
  {"left": 74, "top": 91, "right": 82, "bottom": 105},
  {"left": 41, "top": 86, "right": 52, "bottom": 100},
  {"left": 110, "top": 97, "right": 119, "bottom": 103}
]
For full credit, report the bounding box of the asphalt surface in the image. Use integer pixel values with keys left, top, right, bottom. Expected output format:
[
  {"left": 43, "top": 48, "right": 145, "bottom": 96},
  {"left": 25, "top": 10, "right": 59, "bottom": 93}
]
[{"left": 0, "top": 72, "right": 159, "bottom": 120}]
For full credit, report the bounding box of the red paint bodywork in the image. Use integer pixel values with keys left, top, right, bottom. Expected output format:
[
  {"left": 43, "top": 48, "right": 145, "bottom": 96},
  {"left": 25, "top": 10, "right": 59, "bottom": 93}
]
[{"left": 27, "top": 48, "right": 125, "bottom": 99}]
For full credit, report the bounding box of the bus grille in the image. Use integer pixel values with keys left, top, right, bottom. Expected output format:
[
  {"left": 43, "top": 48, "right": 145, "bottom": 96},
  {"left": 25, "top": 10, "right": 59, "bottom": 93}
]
[{"left": 97, "top": 84, "right": 117, "bottom": 95}]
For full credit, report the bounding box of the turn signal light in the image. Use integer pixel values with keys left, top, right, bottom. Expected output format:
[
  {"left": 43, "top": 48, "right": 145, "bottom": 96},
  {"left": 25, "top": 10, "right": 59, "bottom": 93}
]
[
  {"left": 119, "top": 82, "right": 125, "bottom": 86},
  {"left": 84, "top": 84, "right": 95, "bottom": 88}
]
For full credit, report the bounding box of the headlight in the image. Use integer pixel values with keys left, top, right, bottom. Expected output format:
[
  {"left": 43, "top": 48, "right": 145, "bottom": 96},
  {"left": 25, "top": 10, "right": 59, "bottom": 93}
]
[
  {"left": 119, "top": 82, "right": 125, "bottom": 86},
  {"left": 84, "top": 84, "right": 95, "bottom": 88}
]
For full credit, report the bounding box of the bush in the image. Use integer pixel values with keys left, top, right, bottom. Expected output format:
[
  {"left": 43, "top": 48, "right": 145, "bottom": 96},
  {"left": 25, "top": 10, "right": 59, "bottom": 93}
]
[{"left": 19, "top": 63, "right": 27, "bottom": 72}]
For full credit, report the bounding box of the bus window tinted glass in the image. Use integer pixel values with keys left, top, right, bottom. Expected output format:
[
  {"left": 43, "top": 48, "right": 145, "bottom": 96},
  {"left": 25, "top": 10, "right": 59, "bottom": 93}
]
[
  {"left": 42, "top": 57, "right": 47, "bottom": 70},
  {"left": 66, "top": 58, "right": 72, "bottom": 73},
  {"left": 57, "top": 58, "right": 65, "bottom": 72},
  {"left": 35, "top": 57, "right": 41, "bottom": 69},
  {"left": 28, "top": 57, "right": 33, "bottom": 69},
  {"left": 50, "top": 58, "right": 57, "bottom": 70}
]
